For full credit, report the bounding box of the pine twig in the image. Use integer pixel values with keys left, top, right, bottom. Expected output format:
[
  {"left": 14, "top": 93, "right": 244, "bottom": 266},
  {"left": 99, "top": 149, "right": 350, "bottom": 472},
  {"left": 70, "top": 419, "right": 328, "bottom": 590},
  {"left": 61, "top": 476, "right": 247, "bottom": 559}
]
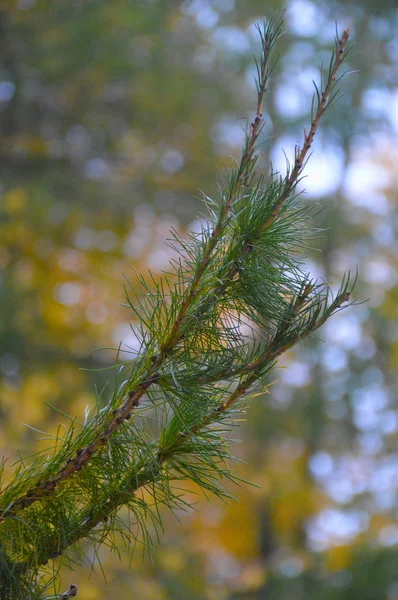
[
  {"left": 0, "top": 18, "right": 281, "bottom": 527},
  {"left": 60, "top": 585, "right": 77, "bottom": 599},
  {"left": 261, "top": 28, "right": 350, "bottom": 231},
  {"left": 0, "top": 19, "right": 356, "bottom": 596}
]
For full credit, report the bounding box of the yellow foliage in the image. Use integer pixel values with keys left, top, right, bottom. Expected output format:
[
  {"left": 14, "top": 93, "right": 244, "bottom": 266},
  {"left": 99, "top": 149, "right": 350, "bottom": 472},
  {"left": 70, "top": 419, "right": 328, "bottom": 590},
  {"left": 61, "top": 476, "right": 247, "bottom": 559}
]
[
  {"left": 239, "top": 561, "right": 267, "bottom": 590},
  {"left": 158, "top": 547, "right": 186, "bottom": 573},
  {"left": 70, "top": 583, "right": 98, "bottom": 600},
  {"left": 3, "top": 188, "right": 27, "bottom": 214},
  {"left": 209, "top": 492, "right": 259, "bottom": 559},
  {"left": 13, "top": 259, "right": 36, "bottom": 289},
  {"left": 325, "top": 544, "right": 352, "bottom": 571},
  {"left": 379, "top": 287, "right": 398, "bottom": 321},
  {"left": 22, "top": 373, "right": 58, "bottom": 423}
]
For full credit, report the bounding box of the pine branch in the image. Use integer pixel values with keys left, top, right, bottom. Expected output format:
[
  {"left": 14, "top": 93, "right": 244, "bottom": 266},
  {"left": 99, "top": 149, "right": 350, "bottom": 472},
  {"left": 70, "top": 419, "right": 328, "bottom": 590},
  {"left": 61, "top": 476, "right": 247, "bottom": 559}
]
[
  {"left": 260, "top": 28, "right": 351, "bottom": 231},
  {"left": 0, "top": 16, "right": 281, "bottom": 527},
  {"left": 22, "top": 273, "right": 355, "bottom": 571},
  {"left": 0, "top": 17, "right": 356, "bottom": 598},
  {"left": 159, "top": 16, "right": 282, "bottom": 352}
]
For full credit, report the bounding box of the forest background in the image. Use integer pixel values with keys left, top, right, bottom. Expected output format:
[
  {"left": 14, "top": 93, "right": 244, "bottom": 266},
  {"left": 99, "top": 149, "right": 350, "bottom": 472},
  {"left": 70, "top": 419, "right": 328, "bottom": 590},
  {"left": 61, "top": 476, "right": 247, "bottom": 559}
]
[{"left": 0, "top": 0, "right": 397, "bottom": 598}]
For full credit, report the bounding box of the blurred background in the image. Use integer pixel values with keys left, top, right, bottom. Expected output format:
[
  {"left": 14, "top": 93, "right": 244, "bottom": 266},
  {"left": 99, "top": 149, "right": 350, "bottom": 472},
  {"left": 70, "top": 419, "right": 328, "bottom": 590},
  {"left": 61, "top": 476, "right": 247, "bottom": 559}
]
[{"left": 0, "top": 0, "right": 397, "bottom": 598}]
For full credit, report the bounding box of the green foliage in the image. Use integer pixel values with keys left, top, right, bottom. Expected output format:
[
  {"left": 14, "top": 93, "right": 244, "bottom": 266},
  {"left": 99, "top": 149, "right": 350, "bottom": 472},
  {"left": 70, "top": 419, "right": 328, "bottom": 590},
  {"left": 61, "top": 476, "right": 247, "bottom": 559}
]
[{"left": 0, "top": 16, "right": 356, "bottom": 599}]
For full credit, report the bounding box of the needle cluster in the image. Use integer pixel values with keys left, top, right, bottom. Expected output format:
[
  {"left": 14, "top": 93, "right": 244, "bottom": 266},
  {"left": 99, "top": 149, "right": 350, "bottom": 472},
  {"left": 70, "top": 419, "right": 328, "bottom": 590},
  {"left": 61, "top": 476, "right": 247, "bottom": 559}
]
[{"left": 0, "top": 17, "right": 355, "bottom": 599}]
